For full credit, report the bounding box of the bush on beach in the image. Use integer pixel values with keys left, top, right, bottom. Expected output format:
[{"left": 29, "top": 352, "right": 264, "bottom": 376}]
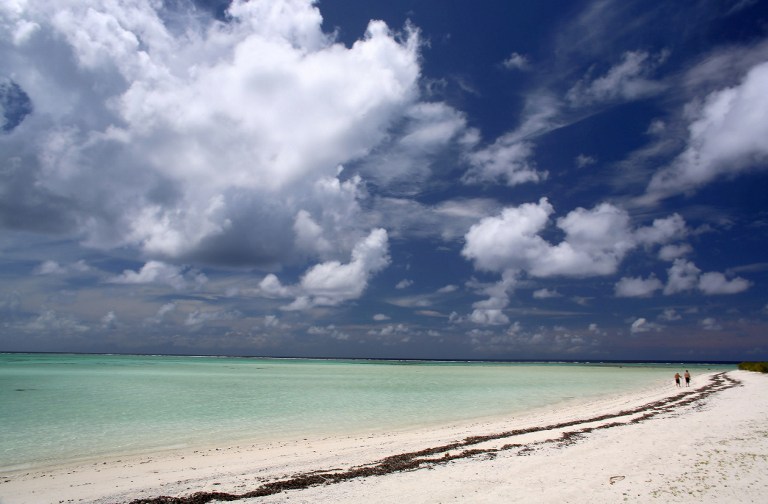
[{"left": 738, "top": 362, "right": 768, "bottom": 373}]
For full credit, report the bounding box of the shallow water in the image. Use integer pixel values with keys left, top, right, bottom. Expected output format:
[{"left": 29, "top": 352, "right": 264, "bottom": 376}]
[{"left": 0, "top": 353, "right": 731, "bottom": 470}]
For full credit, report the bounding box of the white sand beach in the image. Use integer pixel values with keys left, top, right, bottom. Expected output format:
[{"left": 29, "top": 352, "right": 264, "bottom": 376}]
[{"left": 1, "top": 370, "right": 766, "bottom": 504}]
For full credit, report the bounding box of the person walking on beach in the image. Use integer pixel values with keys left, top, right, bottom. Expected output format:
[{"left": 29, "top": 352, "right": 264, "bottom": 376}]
[
  {"left": 684, "top": 370, "right": 691, "bottom": 387},
  {"left": 674, "top": 372, "right": 681, "bottom": 387}
]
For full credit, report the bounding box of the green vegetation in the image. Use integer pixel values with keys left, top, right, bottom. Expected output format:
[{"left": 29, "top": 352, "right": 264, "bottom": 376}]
[{"left": 738, "top": 362, "right": 768, "bottom": 373}]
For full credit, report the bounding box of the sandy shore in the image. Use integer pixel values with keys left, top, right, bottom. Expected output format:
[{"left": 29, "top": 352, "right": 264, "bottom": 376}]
[{"left": 1, "top": 370, "right": 766, "bottom": 504}]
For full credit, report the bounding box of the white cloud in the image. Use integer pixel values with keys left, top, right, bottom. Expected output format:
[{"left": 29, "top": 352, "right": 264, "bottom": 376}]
[
  {"left": 279, "top": 228, "right": 390, "bottom": 309},
  {"left": 630, "top": 317, "right": 661, "bottom": 334},
  {"left": 293, "top": 209, "right": 333, "bottom": 257},
  {"left": 502, "top": 52, "right": 529, "bottom": 71},
  {"left": 698, "top": 272, "right": 751, "bottom": 295},
  {"left": 0, "top": 0, "right": 422, "bottom": 268},
  {"left": 469, "top": 309, "right": 509, "bottom": 326},
  {"left": 567, "top": 50, "right": 666, "bottom": 106},
  {"left": 373, "top": 313, "right": 390, "bottom": 321},
  {"left": 367, "top": 323, "right": 411, "bottom": 341},
  {"left": 506, "top": 321, "right": 523, "bottom": 335},
  {"left": 588, "top": 323, "right": 602, "bottom": 334},
  {"left": 109, "top": 260, "right": 206, "bottom": 290},
  {"left": 258, "top": 274, "right": 292, "bottom": 299},
  {"left": 663, "top": 259, "right": 751, "bottom": 296},
  {"left": 367, "top": 197, "right": 502, "bottom": 243},
  {"left": 462, "top": 137, "right": 547, "bottom": 187},
  {"left": 575, "top": 154, "right": 596, "bottom": 168},
  {"left": 185, "top": 308, "right": 240, "bottom": 327},
  {"left": 462, "top": 198, "right": 635, "bottom": 278},
  {"left": 26, "top": 309, "right": 89, "bottom": 334},
  {"left": 646, "top": 60, "right": 768, "bottom": 200},
  {"left": 658, "top": 243, "right": 692, "bottom": 261},
  {"left": 700, "top": 317, "right": 721, "bottom": 331},
  {"left": 647, "top": 119, "right": 666, "bottom": 135},
  {"left": 157, "top": 302, "right": 176, "bottom": 318},
  {"left": 614, "top": 275, "right": 663, "bottom": 297},
  {"left": 462, "top": 199, "right": 707, "bottom": 315},
  {"left": 466, "top": 271, "right": 517, "bottom": 326},
  {"left": 462, "top": 198, "right": 553, "bottom": 273},
  {"left": 437, "top": 284, "right": 458, "bottom": 294},
  {"left": 101, "top": 310, "right": 117, "bottom": 329},
  {"left": 533, "top": 288, "right": 561, "bottom": 299},
  {"left": 659, "top": 308, "right": 682, "bottom": 321},
  {"left": 34, "top": 259, "right": 90, "bottom": 275},
  {"left": 307, "top": 324, "right": 351, "bottom": 340},
  {"left": 144, "top": 302, "right": 176, "bottom": 325},
  {"left": 664, "top": 259, "right": 701, "bottom": 295},
  {"left": 634, "top": 214, "right": 687, "bottom": 246},
  {"left": 396, "top": 279, "right": 413, "bottom": 289},
  {"left": 358, "top": 102, "right": 468, "bottom": 192}
]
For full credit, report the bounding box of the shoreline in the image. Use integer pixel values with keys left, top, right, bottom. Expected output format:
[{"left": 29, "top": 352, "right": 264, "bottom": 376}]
[
  {"left": 4, "top": 357, "right": 728, "bottom": 475},
  {"left": 1, "top": 370, "right": 765, "bottom": 503}
]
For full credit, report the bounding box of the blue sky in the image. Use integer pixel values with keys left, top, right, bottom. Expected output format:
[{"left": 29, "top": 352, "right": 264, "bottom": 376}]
[{"left": 1, "top": 0, "right": 767, "bottom": 360}]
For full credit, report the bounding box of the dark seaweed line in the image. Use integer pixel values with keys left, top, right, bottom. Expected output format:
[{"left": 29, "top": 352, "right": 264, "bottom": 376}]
[{"left": 127, "top": 372, "right": 738, "bottom": 504}]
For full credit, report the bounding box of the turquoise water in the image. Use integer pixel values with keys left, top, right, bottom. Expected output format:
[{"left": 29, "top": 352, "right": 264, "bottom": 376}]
[{"left": 0, "top": 353, "right": 732, "bottom": 471}]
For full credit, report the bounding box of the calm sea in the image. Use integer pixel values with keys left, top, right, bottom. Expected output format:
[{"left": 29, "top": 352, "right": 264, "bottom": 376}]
[{"left": 0, "top": 353, "right": 732, "bottom": 471}]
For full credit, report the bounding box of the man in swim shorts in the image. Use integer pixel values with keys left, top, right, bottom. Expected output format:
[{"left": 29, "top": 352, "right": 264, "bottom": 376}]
[
  {"left": 674, "top": 372, "right": 681, "bottom": 387},
  {"left": 684, "top": 370, "right": 690, "bottom": 387}
]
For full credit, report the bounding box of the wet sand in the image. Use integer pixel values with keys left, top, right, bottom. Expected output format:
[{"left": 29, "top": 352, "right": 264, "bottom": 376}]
[{"left": 1, "top": 370, "right": 766, "bottom": 503}]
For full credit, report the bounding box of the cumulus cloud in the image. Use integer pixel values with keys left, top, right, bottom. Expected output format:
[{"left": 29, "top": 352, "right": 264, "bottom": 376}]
[
  {"left": 646, "top": 60, "right": 768, "bottom": 200},
  {"left": 462, "top": 198, "right": 635, "bottom": 278},
  {"left": 502, "top": 52, "right": 529, "bottom": 71},
  {"left": 658, "top": 243, "right": 692, "bottom": 261},
  {"left": 462, "top": 137, "right": 547, "bottom": 187},
  {"left": 614, "top": 275, "right": 663, "bottom": 297},
  {"left": 634, "top": 214, "right": 687, "bottom": 246},
  {"left": 269, "top": 228, "right": 391, "bottom": 310},
  {"left": 630, "top": 317, "right": 661, "bottom": 334},
  {"left": 34, "top": 259, "right": 90, "bottom": 275},
  {"left": 698, "top": 271, "right": 751, "bottom": 294},
  {"left": 0, "top": 0, "right": 421, "bottom": 269},
  {"left": 533, "top": 288, "right": 561, "bottom": 299},
  {"left": 395, "top": 279, "right": 413, "bottom": 289},
  {"left": 663, "top": 259, "right": 751, "bottom": 296},
  {"left": 469, "top": 309, "right": 509, "bottom": 326},
  {"left": 664, "top": 259, "right": 701, "bottom": 295},
  {"left": 467, "top": 271, "right": 517, "bottom": 326},
  {"left": 109, "top": 260, "right": 207, "bottom": 290},
  {"left": 461, "top": 199, "right": 702, "bottom": 320}
]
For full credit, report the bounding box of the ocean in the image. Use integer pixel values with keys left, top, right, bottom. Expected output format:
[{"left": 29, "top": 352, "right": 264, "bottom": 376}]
[{"left": 0, "top": 353, "right": 733, "bottom": 472}]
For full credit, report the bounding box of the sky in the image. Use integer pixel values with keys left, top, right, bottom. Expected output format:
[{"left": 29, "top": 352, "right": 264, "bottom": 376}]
[{"left": 1, "top": 0, "right": 767, "bottom": 361}]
